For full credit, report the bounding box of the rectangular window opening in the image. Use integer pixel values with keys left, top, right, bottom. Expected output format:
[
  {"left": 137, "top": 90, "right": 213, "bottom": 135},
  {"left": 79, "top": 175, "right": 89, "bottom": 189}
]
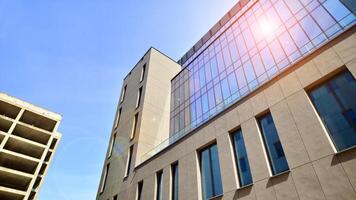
[
  {"left": 171, "top": 162, "right": 179, "bottom": 200},
  {"left": 136, "top": 87, "right": 143, "bottom": 108},
  {"left": 108, "top": 133, "right": 116, "bottom": 158},
  {"left": 199, "top": 143, "right": 223, "bottom": 200},
  {"left": 156, "top": 170, "right": 163, "bottom": 200},
  {"left": 100, "top": 163, "right": 110, "bottom": 193},
  {"left": 308, "top": 70, "right": 356, "bottom": 151},
  {"left": 231, "top": 129, "right": 253, "bottom": 187},
  {"left": 257, "top": 112, "right": 289, "bottom": 175},
  {"left": 125, "top": 145, "right": 134, "bottom": 177},
  {"left": 120, "top": 85, "right": 127, "bottom": 103},
  {"left": 131, "top": 113, "right": 139, "bottom": 140},
  {"left": 140, "top": 64, "right": 146, "bottom": 82},
  {"left": 114, "top": 108, "right": 122, "bottom": 129},
  {"left": 137, "top": 181, "right": 143, "bottom": 200}
]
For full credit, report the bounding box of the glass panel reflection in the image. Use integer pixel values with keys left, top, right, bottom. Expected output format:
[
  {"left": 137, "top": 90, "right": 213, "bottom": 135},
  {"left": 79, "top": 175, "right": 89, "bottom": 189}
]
[{"left": 309, "top": 70, "right": 356, "bottom": 151}]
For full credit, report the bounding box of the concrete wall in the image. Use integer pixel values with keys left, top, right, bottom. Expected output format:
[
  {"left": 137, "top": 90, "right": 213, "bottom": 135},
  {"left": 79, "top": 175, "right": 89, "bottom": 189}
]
[
  {"left": 113, "top": 29, "right": 356, "bottom": 200},
  {"left": 96, "top": 48, "right": 181, "bottom": 200}
]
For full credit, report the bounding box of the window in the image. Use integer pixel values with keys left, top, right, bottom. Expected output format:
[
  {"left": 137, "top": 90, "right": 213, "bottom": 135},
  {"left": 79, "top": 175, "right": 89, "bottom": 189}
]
[
  {"left": 100, "top": 163, "right": 110, "bottom": 193},
  {"left": 340, "top": 0, "right": 356, "bottom": 15},
  {"left": 199, "top": 143, "right": 223, "bottom": 200},
  {"left": 171, "top": 162, "right": 179, "bottom": 200},
  {"left": 308, "top": 70, "right": 356, "bottom": 151},
  {"left": 156, "top": 171, "right": 163, "bottom": 200},
  {"left": 113, "top": 195, "right": 118, "bottom": 200},
  {"left": 137, "top": 181, "right": 143, "bottom": 200},
  {"left": 125, "top": 145, "right": 134, "bottom": 177},
  {"left": 140, "top": 64, "right": 146, "bottom": 82},
  {"left": 108, "top": 134, "right": 116, "bottom": 158},
  {"left": 231, "top": 129, "right": 253, "bottom": 186},
  {"left": 120, "top": 85, "right": 127, "bottom": 103},
  {"left": 258, "top": 113, "right": 289, "bottom": 175},
  {"left": 131, "top": 113, "right": 139, "bottom": 140},
  {"left": 136, "top": 87, "right": 143, "bottom": 108},
  {"left": 114, "top": 108, "right": 121, "bottom": 129}
]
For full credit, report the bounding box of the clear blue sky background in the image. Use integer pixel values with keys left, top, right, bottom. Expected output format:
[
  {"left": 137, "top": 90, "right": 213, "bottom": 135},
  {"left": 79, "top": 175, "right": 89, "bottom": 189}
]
[{"left": 0, "top": 0, "right": 237, "bottom": 199}]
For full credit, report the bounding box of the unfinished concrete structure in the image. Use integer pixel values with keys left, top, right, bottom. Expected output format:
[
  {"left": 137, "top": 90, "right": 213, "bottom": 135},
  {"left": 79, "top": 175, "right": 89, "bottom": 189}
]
[
  {"left": 0, "top": 93, "right": 61, "bottom": 200},
  {"left": 98, "top": 0, "right": 356, "bottom": 200}
]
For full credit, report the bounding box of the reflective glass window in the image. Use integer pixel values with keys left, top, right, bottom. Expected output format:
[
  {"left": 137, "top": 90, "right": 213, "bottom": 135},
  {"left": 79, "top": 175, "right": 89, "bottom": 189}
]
[
  {"left": 258, "top": 113, "right": 289, "bottom": 175},
  {"left": 311, "top": 5, "right": 337, "bottom": 31},
  {"left": 227, "top": 73, "right": 239, "bottom": 95},
  {"left": 309, "top": 70, "right": 356, "bottom": 151},
  {"left": 200, "top": 144, "right": 223, "bottom": 200},
  {"left": 300, "top": 15, "right": 322, "bottom": 39},
  {"left": 229, "top": 41, "right": 240, "bottom": 62},
  {"left": 231, "top": 129, "right": 253, "bottom": 186},
  {"left": 289, "top": 23, "right": 310, "bottom": 48}
]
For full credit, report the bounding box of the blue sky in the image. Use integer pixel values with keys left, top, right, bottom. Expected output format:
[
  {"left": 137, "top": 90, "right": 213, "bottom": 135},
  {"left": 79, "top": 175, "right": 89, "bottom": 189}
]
[{"left": 0, "top": 0, "right": 237, "bottom": 199}]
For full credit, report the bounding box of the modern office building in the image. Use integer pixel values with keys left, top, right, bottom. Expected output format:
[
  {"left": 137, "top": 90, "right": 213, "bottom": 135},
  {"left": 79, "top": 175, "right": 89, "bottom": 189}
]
[
  {"left": 0, "top": 93, "right": 62, "bottom": 200},
  {"left": 97, "top": 0, "right": 356, "bottom": 199}
]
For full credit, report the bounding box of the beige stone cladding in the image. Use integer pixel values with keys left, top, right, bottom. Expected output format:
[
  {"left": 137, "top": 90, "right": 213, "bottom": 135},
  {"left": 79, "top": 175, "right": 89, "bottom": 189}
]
[
  {"left": 0, "top": 93, "right": 62, "bottom": 200},
  {"left": 109, "top": 29, "right": 356, "bottom": 199},
  {"left": 96, "top": 47, "right": 181, "bottom": 200}
]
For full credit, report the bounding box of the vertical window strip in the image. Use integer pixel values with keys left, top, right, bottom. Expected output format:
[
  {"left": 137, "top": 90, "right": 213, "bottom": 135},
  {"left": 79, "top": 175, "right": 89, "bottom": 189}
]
[
  {"left": 258, "top": 112, "right": 289, "bottom": 175},
  {"left": 131, "top": 113, "right": 139, "bottom": 139},
  {"left": 120, "top": 85, "right": 127, "bottom": 103},
  {"left": 156, "top": 171, "right": 163, "bottom": 200},
  {"left": 108, "top": 133, "right": 116, "bottom": 158},
  {"left": 140, "top": 64, "right": 146, "bottom": 82},
  {"left": 171, "top": 162, "right": 179, "bottom": 200},
  {"left": 136, "top": 87, "right": 143, "bottom": 108},
  {"left": 125, "top": 146, "right": 134, "bottom": 177},
  {"left": 137, "top": 181, "right": 143, "bottom": 200},
  {"left": 231, "top": 129, "right": 253, "bottom": 187},
  {"left": 100, "top": 163, "right": 110, "bottom": 193},
  {"left": 114, "top": 108, "right": 121, "bottom": 129}
]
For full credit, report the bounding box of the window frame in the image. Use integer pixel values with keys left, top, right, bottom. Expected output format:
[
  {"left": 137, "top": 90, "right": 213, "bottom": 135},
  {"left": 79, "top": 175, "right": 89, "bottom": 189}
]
[
  {"left": 171, "top": 162, "right": 179, "bottom": 200},
  {"left": 136, "top": 87, "right": 143, "bottom": 108},
  {"left": 156, "top": 170, "right": 163, "bottom": 200},
  {"left": 108, "top": 133, "right": 116, "bottom": 158},
  {"left": 307, "top": 69, "right": 356, "bottom": 152},
  {"left": 114, "top": 108, "right": 122, "bottom": 129},
  {"left": 257, "top": 112, "right": 289, "bottom": 176},
  {"left": 120, "top": 85, "right": 127, "bottom": 103},
  {"left": 140, "top": 64, "right": 146, "bottom": 82},
  {"left": 230, "top": 128, "right": 253, "bottom": 187},
  {"left": 124, "top": 145, "right": 134, "bottom": 178},
  {"left": 100, "top": 163, "right": 110, "bottom": 194},
  {"left": 130, "top": 113, "right": 139, "bottom": 140},
  {"left": 137, "top": 181, "right": 143, "bottom": 200},
  {"left": 198, "top": 143, "right": 223, "bottom": 200}
]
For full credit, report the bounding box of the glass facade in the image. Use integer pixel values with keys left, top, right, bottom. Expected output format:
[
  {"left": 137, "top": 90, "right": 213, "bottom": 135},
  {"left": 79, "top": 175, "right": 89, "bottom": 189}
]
[
  {"left": 258, "top": 113, "right": 289, "bottom": 175},
  {"left": 309, "top": 70, "right": 356, "bottom": 151},
  {"left": 200, "top": 144, "right": 223, "bottom": 200},
  {"left": 171, "top": 163, "right": 179, "bottom": 200},
  {"left": 170, "top": 0, "right": 356, "bottom": 138},
  {"left": 231, "top": 129, "right": 253, "bottom": 186}
]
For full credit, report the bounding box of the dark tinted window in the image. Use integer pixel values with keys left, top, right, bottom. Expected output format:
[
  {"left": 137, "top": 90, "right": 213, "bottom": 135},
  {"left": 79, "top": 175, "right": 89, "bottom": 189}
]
[
  {"left": 309, "top": 70, "right": 356, "bottom": 151},
  {"left": 156, "top": 171, "right": 163, "bottom": 200},
  {"left": 231, "top": 129, "right": 253, "bottom": 186},
  {"left": 258, "top": 113, "right": 289, "bottom": 175},
  {"left": 200, "top": 143, "right": 223, "bottom": 200},
  {"left": 172, "top": 163, "right": 179, "bottom": 200}
]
